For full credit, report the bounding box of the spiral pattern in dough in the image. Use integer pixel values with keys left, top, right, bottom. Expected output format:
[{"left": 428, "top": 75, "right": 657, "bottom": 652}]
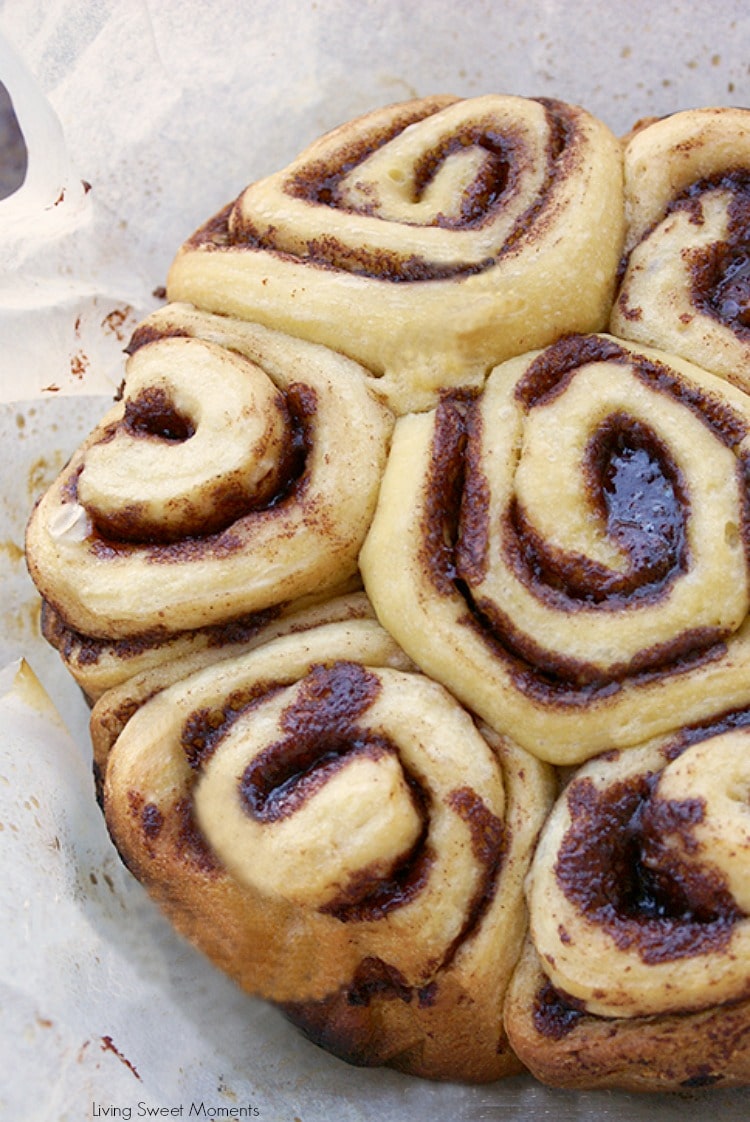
[
  {"left": 527, "top": 725, "right": 750, "bottom": 1017},
  {"left": 360, "top": 333, "right": 750, "bottom": 764},
  {"left": 87, "top": 588, "right": 376, "bottom": 781},
  {"left": 611, "top": 107, "right": 750, "bottom": 391},
  {"left": 102, "top": 616, "right": 553, "bottom": 1081},
  {"left": 167, "top": 95, "right": 624, "bottom": 412},
  {"left": 39, "top": 576, "right": 364, "bottom": 704},
  {"left": 501, "top": 715, "right": 750, "bottom": 1090},
  {"left": 25, "top": 303, "right": 393, "bottom": 639}
]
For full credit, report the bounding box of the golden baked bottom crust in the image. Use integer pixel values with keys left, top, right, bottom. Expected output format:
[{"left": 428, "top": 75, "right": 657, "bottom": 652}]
[
  {"left": 101, "top": 613, "right": 555, "bottom": 1083},
  {"left": 504, "top": 714, "right": 750, "bottom": 1090},
  {"left": 504, "top": 941, "right": 750, "bottom": 1092},
  {"left": 23, "top": 94, "right": 750, "bottom": 1089}
]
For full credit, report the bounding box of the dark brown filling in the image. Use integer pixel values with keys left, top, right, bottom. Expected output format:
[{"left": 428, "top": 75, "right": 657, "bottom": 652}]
[
  {"left": 182, "top": 661, "right": 505, "bottom": 927},
  {"left": 179, "top": 662, "right": 430, "bottom": 918},
  {"left": 125, "top": 789, "right": 220, "bottom": 875},
  {"left": 674, "top": 170, "right": 750, "bottom": 333},
  {"left": 503, "top": 413, "right": 687, "bottom": 611},
  {"left": 620, "top": 167, "right": 750, "bottom": 335},
  {"left": 532, "top": 978, "right": 586, "bottom": 1040},
  {"left": 237, "top": 662, "right": 431, "bottom": 918},
  {"left": 554, "top": 770, "right": 744, "bottom": 965},
  {"left": 124, "top": 386, "right": 195, "bottom": 443},
  {"left": 77, "top": 372, "right": 311, "bottom": 552},
  {"left": 198, "top": 99, "right": 576, "bottom": 282},
  {"left": 707, "top": 248, "right": 750, "bottom": 329},
  {"left": 421, "top": 334, "right": 749, "bottom": 700},
  {"left": 414, "top": 126, "right": 515, "bottom": 227}
]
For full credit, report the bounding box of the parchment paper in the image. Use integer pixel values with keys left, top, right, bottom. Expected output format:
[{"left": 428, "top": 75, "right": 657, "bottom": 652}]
[{"left": 1, "top": 2, "right": 748, "bottom": 1118}]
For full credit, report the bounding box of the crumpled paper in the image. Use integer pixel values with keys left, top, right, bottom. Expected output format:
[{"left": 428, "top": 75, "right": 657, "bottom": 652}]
[{"left": 1, "top": 1, "right": 749, "bottom": 1118}]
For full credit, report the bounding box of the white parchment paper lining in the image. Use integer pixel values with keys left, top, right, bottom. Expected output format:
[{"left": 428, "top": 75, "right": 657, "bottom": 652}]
[{"left": 0, "top": 2, "right": 748, "bottom": 1118}]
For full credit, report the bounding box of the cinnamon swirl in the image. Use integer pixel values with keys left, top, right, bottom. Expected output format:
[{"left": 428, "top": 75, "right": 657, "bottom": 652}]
[
  {"left": 102, "top": 616, "right": 554, "bottom": 1081},
  {"left": 87, "top": 588, "right": 376, "bottom": 781},
  {"left": 22, "top": 89, "right": 750, "bottom": 1093},
  {"left": 504, "top": 714, "right": 750, "bottom": 1090},
  {"left": 611, "top": 107, "right": 750, "bottom": 391},
  {"left": 40, "top": 576, "right": 364, "bottom": 704},
  {"left": 167, "top": 95, "right": 624, "bottom": 412},
  {"left": 360, "top": 332, "right": 750, "bottom": 764},
  {"left": 25, "top": 304, "right": 393, "bottom": 640}
]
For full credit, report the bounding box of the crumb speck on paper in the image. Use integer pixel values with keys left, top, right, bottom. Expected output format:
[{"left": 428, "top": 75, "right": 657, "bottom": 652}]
[
  {"left": 70, "top": 351, "right": 90, "bottom": 380},
  {"left": 100, "top": 1035, "right": 142, "bottom": 1081},
  {"left": 102, "top": 305, "right": 136, "bottom": 343}
]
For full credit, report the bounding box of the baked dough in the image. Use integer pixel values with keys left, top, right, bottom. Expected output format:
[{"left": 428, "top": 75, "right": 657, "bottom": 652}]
[
  {"left": 504, "top": 716, "right": 750, "bottom": 1089},
  {"left": 102, "top": 614, "right": 554, "bottom": 1082},
  {"left": 25, "top": 304, "right": 392, "bottom": 639},
  {"left": 88, "top": 587, "right": 375, "bottom": 781},
  {"left": 611, "top": 107, "right": 750, "bottom": 391},
  {"left": 360, "top": 333, "right": 750, "bottom": 764},
  {"left": 167, "top": 94, "right": 624, "bottom": 412},
  {"left": 39, "top": 576, "right": 363, "bottom": 704},
  {"left": 23, "top": 95, "right": 750, "bottom": 1090}
]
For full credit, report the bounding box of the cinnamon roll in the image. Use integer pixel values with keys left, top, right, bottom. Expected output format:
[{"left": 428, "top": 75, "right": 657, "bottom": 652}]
[
  {"left": 40, "top": 576, "right": 363, "bottom": 704},
  {"left": 504, "top": 714, "right": 750, "bottom": 1090},
  {"left": 167, "top": 95, "right": 625, "bottom": 412},
  {"left": 25, "top": 304, "right": 393, "bottom": 640},
  {"left": 360, "top": 332, "right": 750, "bottom": 764},
  {"left": 102, "top": 616, "right": 554, "bottom": 1082},
  {"left": 88, "top": 588, "right": 376, "bottom": 780},
  {"left": 611, "top": 107, "right": 750, "bottom": 391}
]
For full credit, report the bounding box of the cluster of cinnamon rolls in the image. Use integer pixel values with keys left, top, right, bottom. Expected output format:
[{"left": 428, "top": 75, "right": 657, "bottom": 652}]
[{"left": 25, "top": 95, "right": 750, "bottom": 1089}]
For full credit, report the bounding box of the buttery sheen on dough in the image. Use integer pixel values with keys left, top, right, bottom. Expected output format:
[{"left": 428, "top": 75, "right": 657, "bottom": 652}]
[{"left": 167, "top": 94, "right": 625, "bottom": 412}]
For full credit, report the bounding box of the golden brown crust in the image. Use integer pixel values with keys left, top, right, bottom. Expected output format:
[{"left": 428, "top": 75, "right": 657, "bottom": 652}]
[
  {"left": 504, "top": 940, "right": 750, "bottom": 1092},
  {"left": 102, "top": 615, "right": 554, "bottom": 1083},
  {"left": 504, "top": 716, "right": 750, "bottom": 1091}
]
